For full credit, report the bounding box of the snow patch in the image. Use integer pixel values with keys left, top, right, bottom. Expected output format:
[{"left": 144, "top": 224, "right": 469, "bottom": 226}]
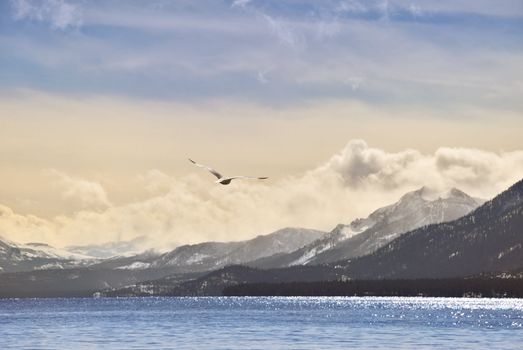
[
  {"left": 341, "top": 225, "right": 368, "bottom": 239},
  {"left": 116, "top": 262, "right": 151, "bottom": 270},
  {"left": 498, "top": 244, "right": 522, "bottom": 259},
  {"left": 186, "top": 253, "right": 209, "bottom": 264},
  {"left": 35, "top": 262, "right": 64, "bottom": 270}
]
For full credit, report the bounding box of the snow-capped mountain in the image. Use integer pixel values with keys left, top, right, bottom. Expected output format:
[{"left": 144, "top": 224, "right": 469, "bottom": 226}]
[
  {"left": 0, "top": 238, "right": 96, "bottom": 273},
  {"left": 67, "top": 236, "right": 158, "bottom": 259},
  {"left": 89, "top": 250, "right": 162, "bottom": 271},
  {"left": 158, "top": 227, "right": 325, "bottom": 271},
  {"left": 1, "top": 227, "right": 324, "bottom": 275},
  {"left": 128, "top": 180, "right": 523, "bottom": 297},
  {"left": 98, "top": 227, "right": 325, "bottom": 273},
  {"left": 340, "top": 178, "right": 523, "bottom": 279},
  {"left": 252, "top": 187, "right": 484, "bottom": 268}
]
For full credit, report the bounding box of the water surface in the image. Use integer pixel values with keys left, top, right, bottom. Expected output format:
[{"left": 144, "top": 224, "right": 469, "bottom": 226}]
[{"left": 1, "top": 297, "right": 522, "bottom": 349}]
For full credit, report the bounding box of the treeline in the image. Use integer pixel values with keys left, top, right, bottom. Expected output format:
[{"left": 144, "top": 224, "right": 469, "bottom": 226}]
[{"left": 223, "top": 278, "right": 523, "bottom": 298}]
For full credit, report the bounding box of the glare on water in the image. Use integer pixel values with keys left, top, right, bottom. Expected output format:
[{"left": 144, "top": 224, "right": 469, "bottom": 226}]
[{"left": 0, "top": 297, "right": 522, "bottom": 349}]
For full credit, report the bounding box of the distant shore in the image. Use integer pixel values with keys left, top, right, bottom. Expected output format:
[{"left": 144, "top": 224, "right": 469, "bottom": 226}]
[{"left": 223, "top": 278, "right": 523, "bottom": 298}]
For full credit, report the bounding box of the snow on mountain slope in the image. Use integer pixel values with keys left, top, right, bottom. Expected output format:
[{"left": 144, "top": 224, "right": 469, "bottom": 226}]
[
  {"left": 339, "top": 178, "right": 523, "bottom": 279},
  {"left": 252, "top": 187, "right": 484, "bottom": 268},
  {"left": 149, "top": 227, "right": 326, "bottom": 272},
  {"left": 87, "top": 227, "right": 324, "bottom": 273},
  {"left": 0, "top": 237, "right": 97, "bottom": 273},
  {"left": 22, "top": 243, "right": 93, "bottom": 260}
]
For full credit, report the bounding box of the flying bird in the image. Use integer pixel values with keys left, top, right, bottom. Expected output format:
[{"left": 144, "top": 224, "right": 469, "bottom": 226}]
[{"left": 188, "top": 158, "right": 268, "bottom": 185}]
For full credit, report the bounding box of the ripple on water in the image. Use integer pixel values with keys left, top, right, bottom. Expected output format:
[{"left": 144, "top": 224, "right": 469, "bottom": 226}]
[{"left": 0, "top": 297, "right": 522, "bottom": 350}]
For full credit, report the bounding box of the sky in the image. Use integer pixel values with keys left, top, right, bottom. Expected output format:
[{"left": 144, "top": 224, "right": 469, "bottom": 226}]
[{"left": 0, "top": 0, "right": 522, "bottom": 250}]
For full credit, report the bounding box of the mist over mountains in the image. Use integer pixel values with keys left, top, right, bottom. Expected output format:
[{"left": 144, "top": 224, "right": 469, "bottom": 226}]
[
  {"left": 116, "top": 179, "right": 521, "bottom": 297},
  {"left": 3, "top": 140, "right": 523, "bottom": 253},
  {"left": 66, "top": 236, "right": 154, "bottom": 259},
  {"left": 0, "top": 181, "right": 521, "bottom": 298}
]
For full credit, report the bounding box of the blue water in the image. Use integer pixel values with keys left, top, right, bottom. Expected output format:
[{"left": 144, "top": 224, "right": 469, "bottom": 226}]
[{"left": 0, "top": 297, "right": 522, "bottom": 349}]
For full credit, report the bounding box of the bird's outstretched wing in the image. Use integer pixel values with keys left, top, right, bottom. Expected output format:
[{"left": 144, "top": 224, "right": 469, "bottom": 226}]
[
  {"left": 229, "top": 176, "right": 268, "bottom": 180},
  {"left": 188, "top": 158, "right": 223, "bottom": 179}
]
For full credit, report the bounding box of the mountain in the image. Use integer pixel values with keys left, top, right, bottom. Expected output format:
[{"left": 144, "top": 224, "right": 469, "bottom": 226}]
[
  {"left": 67, "top": 236, "right": 158, "bottom": 259},
  {"left": 151, "top": 227, "right": 325, "bottom": 272},
  {"left": 3, "top": 181, "right": 521, "bottom": 297},
  {"left": 0, "top": 238, "right": 96, "bottom": 273},
  {"left": 0, "top": 227, "right": 324, "bottom": 296},
  {"left": 89, "top": 227, "right": 325, "bottom": 273},
  {"left": 252, "top": 187, "right": 483, "bottom": 268},
  {"left": 0, "top": 227, "right": 325, "bottom": 297},
  {"left": 89, "top": 250, "right": 162, "bottom": 270},
  {"left": 340, "top": 179, "right": 523, "bottom": 279},
  {"left": 113, "top": 179, "right": 522, "bottom": 296}
]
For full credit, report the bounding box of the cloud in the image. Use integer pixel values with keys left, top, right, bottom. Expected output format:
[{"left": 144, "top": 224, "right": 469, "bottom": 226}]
[
  {"left": 1, "top": 140, "right": 522, "bottom": 249},
  {"left": 257, "top": 71, "right": 269, "bottom": 84},
  {"left": 231, "top": 1, "right": 303, "bottom": 49},
  {"left": 231, "top": 0, "right": 252, "bottom": 9},
  {"left": 315, "top": 20, "right": 341, "bottom": 39},
  {"left": 0, "top": 204, "right": 55, "bottom": 244},
  {"left": 408, "top": 4, "right": 423, "bottom": 18},
  {"left": 319, "top": 140, "right": 423, "bottom": 188},
  {"left": 3, "top": 0, "right": 522, "bottom": 111},
  {"left": 136, "top": 169, "right": 176, "bottom": 196},
  {"left": 318, "top": 140, "right": 523, "bottom": 195},
  {"left": 10, "top": 0, "right": 82, "bottom": 30},
  {"left": 46, "top": 169, "right": 112, "bottom": 210},
  {"left": 343, "top": 77, "right": 364, "bottom": 91},
  {"left": 337, "top": 1, "right": 369, "bottom": 14},
  {"left": 261, "top": 13, "right": 302, "bottom": 48}
]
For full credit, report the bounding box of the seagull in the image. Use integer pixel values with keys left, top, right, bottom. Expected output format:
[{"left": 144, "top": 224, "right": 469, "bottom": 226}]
[{"left": 188, "top": 158, "right": 268, "bottom": 185}]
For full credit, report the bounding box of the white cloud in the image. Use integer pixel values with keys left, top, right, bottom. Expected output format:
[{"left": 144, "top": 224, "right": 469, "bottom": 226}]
[
  {"left": 399, "top": 0, "right": 523, "bottom": 18},
  {"left": 320, "top": 140, "right": 523, "bottom": 196},
  {"left": 1, "top": 140, "right": 522, "bottom": 249},
  {"left": 230, "top": 1, "right": 303, "bottom": 49},
  {"left": 46, "top": 169, "right": 112, "bottom": 210},
  {"left": 257, "top": 70, "right": 269, "bottom": 84},
  {"left": 337, "top": 0, "right": 523, "bottom": 18},
  {"left": 10, "top": 0, "right": 82, "bottom": 30},
  {"left": 343, "top": 77, "right": 364, "bottom": 91},
  {"left": 408, "top": 3, "right": 423, "bottom": 17},
  {"left": 337, "top": 1, "right": 369, "bottom": 14},
  {"left": 261, "top": 13, "right": 303, "bottom": 49},
  {"left": 231, "top": 0, "right": 252, "bottom": 9}
]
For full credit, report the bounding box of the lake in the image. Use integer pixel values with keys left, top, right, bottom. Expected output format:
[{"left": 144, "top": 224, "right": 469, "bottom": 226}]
[{"left": 1, "top": 297, "right": 522, "bottom": 349}]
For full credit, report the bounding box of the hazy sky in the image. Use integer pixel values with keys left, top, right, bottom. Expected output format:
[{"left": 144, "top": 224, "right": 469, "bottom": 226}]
[{"left": 1, "top": 0, "right": 522, "bottom": 249}]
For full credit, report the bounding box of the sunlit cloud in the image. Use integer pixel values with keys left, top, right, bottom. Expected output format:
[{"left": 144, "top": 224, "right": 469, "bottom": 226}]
[
  {"left": 1, "top": 140, "right": 522, "bottom": 249},
  {"left": 0, "top": 1, "right": 521, "bottom": 250},
  {"left": 45, "top": 169, "right": 112, "bottom": 210}
]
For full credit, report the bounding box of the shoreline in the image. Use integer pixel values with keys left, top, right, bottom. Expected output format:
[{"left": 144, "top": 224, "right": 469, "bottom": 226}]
[{"left": 222, "top": 278, "right": 523, "bottom": 298}]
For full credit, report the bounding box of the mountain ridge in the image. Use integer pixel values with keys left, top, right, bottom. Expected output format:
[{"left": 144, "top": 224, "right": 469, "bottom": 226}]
[
  {"left": 339, "top": 178, "right": 523, "bottom": 279},
  {"left": 251, "top": 186, "right": 483, "bottom": 268},
  {"left": 107, "top": 180, "right": 521, "bottom": 296}
]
